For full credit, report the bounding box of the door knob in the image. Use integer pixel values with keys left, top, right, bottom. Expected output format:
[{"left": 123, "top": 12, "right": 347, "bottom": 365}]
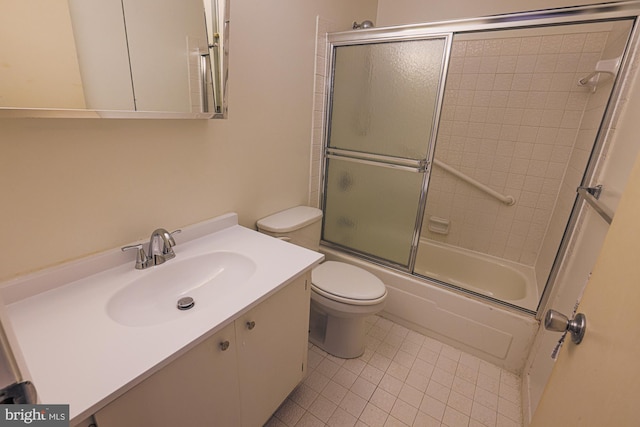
[{"left": 544, "top": 309, "right": 587, "bottom": 344}]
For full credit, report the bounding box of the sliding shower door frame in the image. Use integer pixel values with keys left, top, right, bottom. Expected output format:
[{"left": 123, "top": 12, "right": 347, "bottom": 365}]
[
  {"left": 319, "top": 1, "right": 640, "bottom": 315},
  {"left": 320, "top": 31, "right": 453, "bottom": 272}
]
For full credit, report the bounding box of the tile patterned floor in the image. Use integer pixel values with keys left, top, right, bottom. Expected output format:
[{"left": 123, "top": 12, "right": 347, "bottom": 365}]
[{"left": 266, "top": 316, "right": 522, "bottom": 427}]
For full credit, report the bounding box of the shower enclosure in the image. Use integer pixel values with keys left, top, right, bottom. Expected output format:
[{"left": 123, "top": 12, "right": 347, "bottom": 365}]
[{"left": 320, "top": 4, "right": 637, "bottom": 313}]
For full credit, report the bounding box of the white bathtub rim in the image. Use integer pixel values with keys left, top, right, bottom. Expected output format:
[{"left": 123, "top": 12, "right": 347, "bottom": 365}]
[{"left": 416, "top": 237, "right": 540, "bottom": 311}]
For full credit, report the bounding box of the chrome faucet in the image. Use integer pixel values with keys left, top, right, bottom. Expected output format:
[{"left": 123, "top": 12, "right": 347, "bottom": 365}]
[
  {"left": 148, "top": 228, "right": 178, "bottom": 264},
  {"left": 121, "top": 228, "right": 181, "bottom": 270}
]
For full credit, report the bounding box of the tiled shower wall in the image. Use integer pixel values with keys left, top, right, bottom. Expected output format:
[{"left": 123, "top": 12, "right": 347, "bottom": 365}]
[
  {"left": 533, "top": 20, "right": 633, "bottom": 288},
  {"left": 309, "top": 17, "right": 337, "bottom": 209},
  {"left": 309, "top": 20, "right": 626, "bottom": 288},
  {"left": 424, "top": 24, "right": 616, "bottom": 271}
]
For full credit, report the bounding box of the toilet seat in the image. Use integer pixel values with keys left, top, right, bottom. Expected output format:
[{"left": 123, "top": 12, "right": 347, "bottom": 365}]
[{"left": 312, "top": 261, "right": 387, "bottom": 306}]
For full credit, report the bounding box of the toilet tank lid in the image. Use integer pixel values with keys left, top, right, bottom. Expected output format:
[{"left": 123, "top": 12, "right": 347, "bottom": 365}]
[{"left": 257, "top": 206, "right": 323, "bottom": 233}]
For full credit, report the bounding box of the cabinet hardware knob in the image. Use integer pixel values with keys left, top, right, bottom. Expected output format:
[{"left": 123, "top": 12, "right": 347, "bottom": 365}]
[
  {"left": 246, "top": 321, "right": 256, "bottom": 330},
  {"left": 220, "top": 340, "right": 230, "bottom": 351}
]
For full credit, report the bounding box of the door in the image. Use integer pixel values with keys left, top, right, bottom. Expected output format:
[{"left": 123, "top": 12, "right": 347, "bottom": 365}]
[
  {"left": 322, "top": 35, "right": 449, "bottom": 269},
  {"left": 530, "top": 151, "right": 640, "bottom": 425}
]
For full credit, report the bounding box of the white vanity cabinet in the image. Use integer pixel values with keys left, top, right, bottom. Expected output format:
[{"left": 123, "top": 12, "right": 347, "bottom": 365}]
[
  {"left": 92, "top": 272, "right": 311, "bottom": 427},
  {"left": 93, "top": 321, "right": 241, "bottom": 426},
  {"left": 236, "top": 271, "right": 311, "bottom": 427}
]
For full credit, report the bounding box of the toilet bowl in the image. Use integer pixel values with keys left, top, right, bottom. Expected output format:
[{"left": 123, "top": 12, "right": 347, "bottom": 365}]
[
  {"left": 256, "top": 206, "right": 387, "bottom": 358},
  {"left": 310, "top": 261, "right": 386, "bottom": 358}
]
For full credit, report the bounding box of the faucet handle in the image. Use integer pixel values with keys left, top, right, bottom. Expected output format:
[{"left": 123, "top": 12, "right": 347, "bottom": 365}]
[{"left": 122, "top": 244, "right": 152, "bottom": 270}]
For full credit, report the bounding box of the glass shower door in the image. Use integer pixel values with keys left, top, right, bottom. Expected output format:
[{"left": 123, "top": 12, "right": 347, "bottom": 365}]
[{"left": 322, "top": 36, "right": 449, "bottom": 268}]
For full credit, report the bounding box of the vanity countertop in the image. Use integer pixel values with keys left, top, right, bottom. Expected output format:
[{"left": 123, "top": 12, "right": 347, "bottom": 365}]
[{"left": 1, "top": 213, "right": 323, "bottom": 423}]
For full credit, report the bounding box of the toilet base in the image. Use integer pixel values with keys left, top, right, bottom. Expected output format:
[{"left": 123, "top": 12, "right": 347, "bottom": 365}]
[{"left": 308, "top": 302, "right": 367, "bottom": 359}]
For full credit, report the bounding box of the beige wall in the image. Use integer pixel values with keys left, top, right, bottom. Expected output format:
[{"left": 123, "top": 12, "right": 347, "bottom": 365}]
[
  {"left": 0, "top": 0, "right": 85, "bottom": 108},
  {"left": 0, "top": 0, "right": 377, "bottom": 282},
  {"left": 376, "top": 0, "right": 602, "bottom": 26}
]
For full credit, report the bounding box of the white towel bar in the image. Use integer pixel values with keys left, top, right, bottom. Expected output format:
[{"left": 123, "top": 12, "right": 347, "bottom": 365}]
[{"left": 433, "top": 159, "right": 516, "bottom": 206}]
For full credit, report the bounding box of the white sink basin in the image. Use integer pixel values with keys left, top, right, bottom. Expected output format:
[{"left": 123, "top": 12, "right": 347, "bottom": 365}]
[{"left": 107, "top": 251, "right": 256, "bottom": 327}]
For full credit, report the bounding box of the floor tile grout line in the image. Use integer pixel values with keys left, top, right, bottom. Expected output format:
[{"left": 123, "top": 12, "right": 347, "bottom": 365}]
[{"left": 267, "top": 315, "right": 523, "bottom": 427}]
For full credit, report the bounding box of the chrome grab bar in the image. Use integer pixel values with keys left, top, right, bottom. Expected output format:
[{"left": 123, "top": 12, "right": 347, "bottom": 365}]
[{"left": 577, "top": 185, "right": 613, "bottom": 224}]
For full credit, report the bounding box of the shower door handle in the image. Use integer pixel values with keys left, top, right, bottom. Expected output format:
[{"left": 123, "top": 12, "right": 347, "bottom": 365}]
[
  {"left": 325, "top": 148, "right": 427, "bottom": 173},
  {"left": 544, "top": 309, "right": 587, "bottom": 344}
]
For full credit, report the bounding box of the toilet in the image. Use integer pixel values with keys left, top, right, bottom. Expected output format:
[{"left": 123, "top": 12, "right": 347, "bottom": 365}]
[{"left": 257, "top": 206, "right": 387, "bottom": 358}]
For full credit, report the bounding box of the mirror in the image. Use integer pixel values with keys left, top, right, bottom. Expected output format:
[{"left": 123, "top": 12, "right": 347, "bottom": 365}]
[{"left": 0, "top": 0, "right": 228, "bottom": 118}]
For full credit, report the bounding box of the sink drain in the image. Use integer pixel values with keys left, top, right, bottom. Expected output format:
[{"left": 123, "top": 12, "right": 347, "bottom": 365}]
[{"left": 177, "top": 296, "right": 195, "bottom": 310}]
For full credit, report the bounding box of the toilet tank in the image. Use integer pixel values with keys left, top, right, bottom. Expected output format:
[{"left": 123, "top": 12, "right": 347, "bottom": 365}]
[{"left": 256, "top": 206, "right": 323, "bottom": 251}]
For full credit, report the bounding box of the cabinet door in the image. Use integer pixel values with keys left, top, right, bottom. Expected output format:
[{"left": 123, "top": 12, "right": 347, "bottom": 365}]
[
  {"left": 236, "top": 273, "right": 311, "bottom": 427},
  {"left": 94, "top": 322, "right": 240, "bottom": 427}
]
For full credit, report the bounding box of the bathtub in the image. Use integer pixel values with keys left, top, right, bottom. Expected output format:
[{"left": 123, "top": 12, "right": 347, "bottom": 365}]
[
  {"left": 414, "top": 238, "right": 539, "bottom": 311},
  {"left": 320, "top": 245, "right": 539, "bottom": 373}
]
